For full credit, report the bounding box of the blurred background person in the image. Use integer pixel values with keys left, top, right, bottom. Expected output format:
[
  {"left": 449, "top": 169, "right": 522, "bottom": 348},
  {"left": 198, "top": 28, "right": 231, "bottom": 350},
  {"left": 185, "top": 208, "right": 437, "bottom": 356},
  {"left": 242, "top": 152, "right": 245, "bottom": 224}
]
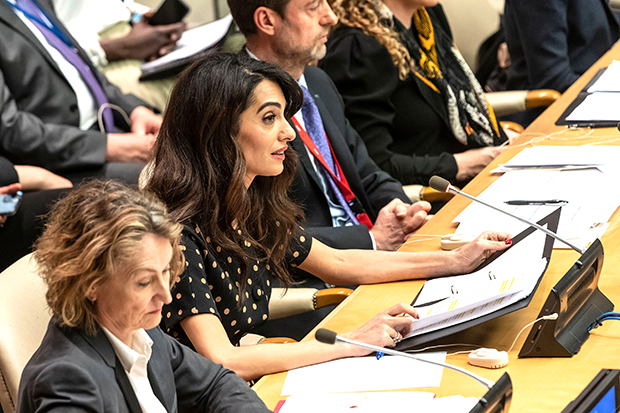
[
  {"left": 320, "top": 0, "right": 507, "bottom": 187},
  {"left": 503, "top": 0, "right": 620, "bottom": 125},
  {"left": 18, "top": 180, "right": 271, "bottom": 412},
  {"left": 53, "top": 0, "right": 186, "bottom": 112},
  {"left": 0, "top": 0, "right": 161, "bottom": 184}
]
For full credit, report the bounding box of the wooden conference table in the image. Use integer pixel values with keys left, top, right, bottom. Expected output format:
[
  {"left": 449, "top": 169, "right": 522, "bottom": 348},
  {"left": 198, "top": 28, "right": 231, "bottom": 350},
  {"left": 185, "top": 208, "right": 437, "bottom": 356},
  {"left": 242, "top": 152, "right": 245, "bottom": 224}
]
[{"left": 253, "top": 44, "right": 620, "bottom": 412}]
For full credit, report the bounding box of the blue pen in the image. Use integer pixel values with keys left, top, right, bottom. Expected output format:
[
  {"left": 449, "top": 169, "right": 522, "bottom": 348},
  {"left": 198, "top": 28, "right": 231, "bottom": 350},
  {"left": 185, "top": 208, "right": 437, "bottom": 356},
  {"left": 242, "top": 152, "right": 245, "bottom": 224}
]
[{"left": 376, "top": 351, "right": 384, "bottom": 360}]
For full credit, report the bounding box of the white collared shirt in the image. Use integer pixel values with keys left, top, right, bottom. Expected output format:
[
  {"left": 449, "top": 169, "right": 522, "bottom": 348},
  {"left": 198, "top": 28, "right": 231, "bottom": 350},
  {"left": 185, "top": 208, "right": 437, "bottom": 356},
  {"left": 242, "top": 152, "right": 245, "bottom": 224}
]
[
  {"left": 102, "top": 327, "right": 167, "bottom": 413},
  {"left": 8, "top": 0, "right": 98, "bottom": 130}
]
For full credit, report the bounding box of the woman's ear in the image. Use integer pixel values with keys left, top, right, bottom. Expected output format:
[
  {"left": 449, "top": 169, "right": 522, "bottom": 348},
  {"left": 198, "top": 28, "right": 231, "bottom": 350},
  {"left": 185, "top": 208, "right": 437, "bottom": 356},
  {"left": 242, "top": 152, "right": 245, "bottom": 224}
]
[{"left": 86, "top": 286, "right": 98, "bottom": 304}]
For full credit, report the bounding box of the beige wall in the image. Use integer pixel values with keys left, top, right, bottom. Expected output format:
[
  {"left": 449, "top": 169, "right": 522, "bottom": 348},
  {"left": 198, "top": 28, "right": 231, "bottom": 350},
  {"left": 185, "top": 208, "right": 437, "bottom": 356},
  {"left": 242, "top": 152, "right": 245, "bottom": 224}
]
[{"left": 436, "top": 0, "right": 501, "bottom": 71}]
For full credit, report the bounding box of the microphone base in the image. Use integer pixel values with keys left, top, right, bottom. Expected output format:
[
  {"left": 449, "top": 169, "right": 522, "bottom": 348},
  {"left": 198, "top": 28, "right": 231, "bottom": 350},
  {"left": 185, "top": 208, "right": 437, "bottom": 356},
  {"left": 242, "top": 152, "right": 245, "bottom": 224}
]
[
  {"left": 519, "top": 239, "right": 613, "bottom": 358},
  {"left": 469, "top": 372, "right": 513, "bottom": 413}
]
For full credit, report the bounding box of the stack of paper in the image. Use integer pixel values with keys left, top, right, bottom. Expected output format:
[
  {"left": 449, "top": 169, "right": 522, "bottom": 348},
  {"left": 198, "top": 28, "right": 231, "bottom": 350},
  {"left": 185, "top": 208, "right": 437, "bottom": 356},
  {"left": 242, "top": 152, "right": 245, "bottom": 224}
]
[
  {"left": 458, "top": 146, "right": 620, "bottom": 248},
  {"left": 275, "top": 392, "right": 479, "bottom": 413},
  {"left": 281, "top": 353, "right": 446, "bottom": 396},
  {"left": 566, "top": 60, "right": 620, "bottom": 122}
]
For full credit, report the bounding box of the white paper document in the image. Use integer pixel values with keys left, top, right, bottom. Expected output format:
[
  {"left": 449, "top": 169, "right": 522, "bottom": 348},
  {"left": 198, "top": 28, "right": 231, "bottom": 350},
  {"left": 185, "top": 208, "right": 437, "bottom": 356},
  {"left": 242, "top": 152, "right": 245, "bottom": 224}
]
[
  {"left": 140, "top": 14, "right": 233, "bottom": 73},
  {"left": 276, "top": 392, "right": 478, "bottom": 413},
  {"left": 406, "top": 229, "right": 547, "bottom": 338},
  {"left": 587, "top": 60, "right": 620, "bottom": 93},
  {"left": 276, "top": 391, "right": 435, "bottom": 412},
  {"left": 281, "top": 353, "right": 446, "bottom": 396},
  {"left": 565, "top": 93, "right": 620, "bottom": 122},
  {"left": 496, "top": 146, "right": 620, "bottom": 170},
  {"left": 454, "top": 166, "right": 620, "bottom": 249}
]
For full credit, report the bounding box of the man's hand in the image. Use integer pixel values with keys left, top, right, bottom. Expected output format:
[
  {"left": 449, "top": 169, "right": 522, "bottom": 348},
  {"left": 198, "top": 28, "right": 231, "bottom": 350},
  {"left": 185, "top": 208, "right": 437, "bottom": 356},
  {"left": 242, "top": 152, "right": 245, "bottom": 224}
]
[
  {"left": 370, "top": 199, "right": 431, "bottom": 251},
  {"left": 13, "top": 166, "right": 73, "bottom": 191},
  {"left": 130, "top": 106, "right": 162, "bottom": 136},
  {"left": 99, "top": 19, "right": 186, "bottom": 62},
  {"left": 106, "top": 133, "right": 156, "bottom": 163},
  {"left": 453, "top": 146, "right": 503, "bottom": 182}
]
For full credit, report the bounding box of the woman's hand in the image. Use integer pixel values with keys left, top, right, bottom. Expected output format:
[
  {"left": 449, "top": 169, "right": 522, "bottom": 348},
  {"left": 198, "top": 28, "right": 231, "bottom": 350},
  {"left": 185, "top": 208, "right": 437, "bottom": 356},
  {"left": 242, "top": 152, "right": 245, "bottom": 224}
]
[
  {"left": 451, "top": 231, "right": 512, "bottom": 273},
  {"left": 453, "top": 146, "right": 504, "bottom": 182},
  {"left": 340, "top": 303, "right": 419, "bottom": 356}
]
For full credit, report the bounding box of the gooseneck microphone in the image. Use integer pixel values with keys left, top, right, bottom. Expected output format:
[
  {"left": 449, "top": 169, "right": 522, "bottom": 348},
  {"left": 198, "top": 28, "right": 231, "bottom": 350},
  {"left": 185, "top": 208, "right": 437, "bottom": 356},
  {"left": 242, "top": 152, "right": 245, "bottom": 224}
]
[
  {"left": 428, "top": 176, "right": 585, "bottom": 254},
  {"left": 315, "top": 328, "right": 494, "bottom": 389}
]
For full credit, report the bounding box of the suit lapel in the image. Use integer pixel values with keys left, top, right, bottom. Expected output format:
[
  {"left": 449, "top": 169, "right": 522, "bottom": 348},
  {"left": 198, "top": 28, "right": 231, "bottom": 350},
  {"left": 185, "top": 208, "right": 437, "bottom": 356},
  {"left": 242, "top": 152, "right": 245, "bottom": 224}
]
[
  {"left": 80, "top": 330, "right": 144, "bottom": 413},
  {"left": 0, "top": 0, "right": 62, "bottom": 72},
  {"left": 34, "top": 0, "right": 103, "bottom": 78},
  {"left": 147, "top": 364, "right": 167, "bottom": 410},
  {"left": 289, "top": 119, "right": 325, "bottom": 192},
  {"left": 410, "top": 73, "right": 450, "bottom": 127}
]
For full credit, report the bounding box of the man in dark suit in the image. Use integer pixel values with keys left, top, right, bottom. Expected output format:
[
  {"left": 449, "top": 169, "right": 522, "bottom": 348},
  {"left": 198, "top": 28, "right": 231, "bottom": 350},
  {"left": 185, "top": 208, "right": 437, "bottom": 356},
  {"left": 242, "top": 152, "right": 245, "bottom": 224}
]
[
  {"left": 18, "top": 320, "right": 271, "bottom": 412},
  {"left": 504, "top": 0, "right": 620, "bottom": 123},
  {"left": 0, "top": 0, "right": 162, "bottom": 182},
  {"left": 228, "top": 0, "right": 430, "bottom": 253}
]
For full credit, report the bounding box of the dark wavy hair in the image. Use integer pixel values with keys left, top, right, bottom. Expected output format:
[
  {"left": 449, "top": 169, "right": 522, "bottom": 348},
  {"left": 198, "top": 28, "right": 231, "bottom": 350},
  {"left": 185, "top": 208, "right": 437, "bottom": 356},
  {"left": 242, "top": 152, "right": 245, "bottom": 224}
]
[{"left": 146, "top": 52, "right": 304, "bottom": 289}]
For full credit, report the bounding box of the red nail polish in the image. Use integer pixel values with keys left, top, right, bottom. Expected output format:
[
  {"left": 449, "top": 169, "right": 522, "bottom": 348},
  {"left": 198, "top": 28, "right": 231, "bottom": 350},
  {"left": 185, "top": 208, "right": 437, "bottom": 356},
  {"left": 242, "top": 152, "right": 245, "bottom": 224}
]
[{"left": 505, "top": 240, "right": 512, "bottom": 245}]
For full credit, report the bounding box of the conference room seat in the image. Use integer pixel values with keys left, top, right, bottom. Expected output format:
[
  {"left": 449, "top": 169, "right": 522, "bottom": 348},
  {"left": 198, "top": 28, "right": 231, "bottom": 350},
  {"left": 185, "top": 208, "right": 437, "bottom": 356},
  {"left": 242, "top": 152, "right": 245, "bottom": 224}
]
[{"left": 0, "top": 254, "right": 48, "bottom": 413}]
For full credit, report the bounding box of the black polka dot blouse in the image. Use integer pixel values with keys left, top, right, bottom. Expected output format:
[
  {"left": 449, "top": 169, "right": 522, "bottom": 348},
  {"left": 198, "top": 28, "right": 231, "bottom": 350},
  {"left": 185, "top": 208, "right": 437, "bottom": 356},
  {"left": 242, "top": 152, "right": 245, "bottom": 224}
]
[{"left": 161, "top": 223, "right": 312, "bottom": 347}]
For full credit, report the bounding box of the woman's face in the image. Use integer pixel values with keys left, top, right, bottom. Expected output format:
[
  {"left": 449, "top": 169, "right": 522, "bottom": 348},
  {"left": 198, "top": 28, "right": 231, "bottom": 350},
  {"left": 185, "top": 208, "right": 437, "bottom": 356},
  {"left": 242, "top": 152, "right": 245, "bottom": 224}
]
[
  {"left": 91, "top": 234, "right": 173, "bottom": 346},
  {"left": 236, "top": 79, "right": 296, "bottom": 188}
]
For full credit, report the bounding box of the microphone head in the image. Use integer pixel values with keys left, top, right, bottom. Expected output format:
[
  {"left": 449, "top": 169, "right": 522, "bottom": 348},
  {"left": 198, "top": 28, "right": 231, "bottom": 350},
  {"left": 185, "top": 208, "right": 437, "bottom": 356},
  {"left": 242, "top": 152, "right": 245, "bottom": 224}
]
[
  {"left": 315, "top": 328, "right": 338, "bottom": 345},
  {"left": 429, "top": 176, "right": 451, "bottom": 193}
]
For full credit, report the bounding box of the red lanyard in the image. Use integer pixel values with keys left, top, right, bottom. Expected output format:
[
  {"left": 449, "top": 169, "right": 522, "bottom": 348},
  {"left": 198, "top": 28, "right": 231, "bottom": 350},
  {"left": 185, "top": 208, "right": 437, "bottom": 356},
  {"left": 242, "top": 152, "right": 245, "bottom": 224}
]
[{"left": 292, "top": 117, "right": 373, "bottom": 229}]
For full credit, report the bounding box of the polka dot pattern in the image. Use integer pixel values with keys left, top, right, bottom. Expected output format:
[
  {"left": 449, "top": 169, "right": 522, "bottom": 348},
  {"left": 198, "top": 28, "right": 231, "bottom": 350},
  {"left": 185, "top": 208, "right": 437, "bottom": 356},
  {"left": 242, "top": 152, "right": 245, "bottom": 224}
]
[{"left": 162, "top": 224, "right": 311, "bottom": 347}]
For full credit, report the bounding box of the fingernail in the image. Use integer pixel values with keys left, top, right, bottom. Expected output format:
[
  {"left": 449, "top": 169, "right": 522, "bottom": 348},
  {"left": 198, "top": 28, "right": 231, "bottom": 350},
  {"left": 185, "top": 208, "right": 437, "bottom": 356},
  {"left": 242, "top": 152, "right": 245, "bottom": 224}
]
[{"left": 505, "top": 240, "right": 512, "bottom": 245}]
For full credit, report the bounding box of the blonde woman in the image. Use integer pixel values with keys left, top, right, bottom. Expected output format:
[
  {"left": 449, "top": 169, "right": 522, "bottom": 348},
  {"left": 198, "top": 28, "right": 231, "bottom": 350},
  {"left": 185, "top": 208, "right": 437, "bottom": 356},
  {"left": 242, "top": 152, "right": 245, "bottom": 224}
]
[{"left": 320, "top": 0, "right": 507, "bottom": 187}]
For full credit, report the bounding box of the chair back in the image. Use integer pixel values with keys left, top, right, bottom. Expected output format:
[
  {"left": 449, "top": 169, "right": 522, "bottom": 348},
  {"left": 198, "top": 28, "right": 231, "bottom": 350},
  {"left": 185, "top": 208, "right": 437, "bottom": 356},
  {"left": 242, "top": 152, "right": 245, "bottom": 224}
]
[{"left": 0, "top": 253, "right": 50, "bottom": 413}]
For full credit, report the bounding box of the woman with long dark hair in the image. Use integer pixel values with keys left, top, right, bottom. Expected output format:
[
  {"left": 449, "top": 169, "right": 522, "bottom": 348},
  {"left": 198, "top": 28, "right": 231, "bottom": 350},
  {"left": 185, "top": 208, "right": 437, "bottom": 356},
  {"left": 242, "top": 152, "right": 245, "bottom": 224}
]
[{"left": 145, "top": 52, "right": 511, "bottom": 381}]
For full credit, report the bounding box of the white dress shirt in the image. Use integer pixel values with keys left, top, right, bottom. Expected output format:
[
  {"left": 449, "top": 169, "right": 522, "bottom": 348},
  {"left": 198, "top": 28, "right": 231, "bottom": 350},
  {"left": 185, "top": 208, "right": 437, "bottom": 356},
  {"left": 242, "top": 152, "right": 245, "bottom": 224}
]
[{"left": 102, "top": 327, "right": 167, "bottom": 413}]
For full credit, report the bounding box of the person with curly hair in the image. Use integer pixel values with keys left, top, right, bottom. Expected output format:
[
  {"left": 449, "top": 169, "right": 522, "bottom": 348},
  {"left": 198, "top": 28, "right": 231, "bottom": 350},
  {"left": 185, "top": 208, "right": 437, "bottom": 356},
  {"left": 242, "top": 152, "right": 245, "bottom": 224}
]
[{"left": 320, "top": 0, "right": 508, "bottom": 187}]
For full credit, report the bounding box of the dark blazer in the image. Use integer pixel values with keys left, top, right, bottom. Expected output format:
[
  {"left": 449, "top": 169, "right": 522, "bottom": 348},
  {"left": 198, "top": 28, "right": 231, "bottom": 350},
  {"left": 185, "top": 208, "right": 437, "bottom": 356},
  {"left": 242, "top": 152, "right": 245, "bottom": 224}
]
[
  {"left": 0, "top": 0, "right": 146, "bottom": 173},
  {"left": 320, "top": 6, "right": 472, "bottom": 186},
  {"left": 289, "top": 66, "right": 410, "bottom": 250},
  {"left": 17, "top": 320, "right": 271, "bottom": 413},
  {"left": 504, "top": 0, "right": 620, "bottom": 93}
]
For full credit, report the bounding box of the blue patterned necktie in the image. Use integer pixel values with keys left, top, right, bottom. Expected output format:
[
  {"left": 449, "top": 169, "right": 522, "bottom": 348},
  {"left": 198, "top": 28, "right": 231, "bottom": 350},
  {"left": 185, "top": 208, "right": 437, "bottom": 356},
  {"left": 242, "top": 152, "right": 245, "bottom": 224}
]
[
  {"left": 300, "top": 85, "right": 359, "bottom": 225},
  {"left": 15, "top": 0, "right": 115, "bottom": 132}
]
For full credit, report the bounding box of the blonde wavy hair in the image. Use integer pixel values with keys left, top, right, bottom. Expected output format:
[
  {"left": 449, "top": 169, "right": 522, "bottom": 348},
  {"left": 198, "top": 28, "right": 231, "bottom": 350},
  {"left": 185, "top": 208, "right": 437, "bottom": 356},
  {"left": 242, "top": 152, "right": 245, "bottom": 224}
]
[
  {"left": 34, "top": 180, "right": 185, "bottom": 335},
  {"left": 331, "top": 0, "right": 415, "bottom": 80}
]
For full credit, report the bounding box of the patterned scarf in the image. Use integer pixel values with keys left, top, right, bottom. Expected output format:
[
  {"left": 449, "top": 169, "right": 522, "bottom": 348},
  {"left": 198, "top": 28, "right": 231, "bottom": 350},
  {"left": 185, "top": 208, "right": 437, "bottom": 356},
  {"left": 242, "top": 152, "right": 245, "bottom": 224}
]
[{"left": 402, "top": 9, "right": 502, "bottom": 147}]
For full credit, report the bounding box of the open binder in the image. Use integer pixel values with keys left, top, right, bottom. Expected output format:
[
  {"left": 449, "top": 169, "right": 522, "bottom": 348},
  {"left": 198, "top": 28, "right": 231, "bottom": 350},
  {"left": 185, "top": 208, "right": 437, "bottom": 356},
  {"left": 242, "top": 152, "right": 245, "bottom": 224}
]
[{"left": 396, "top": 208, "right": 559, "bottom": 351}]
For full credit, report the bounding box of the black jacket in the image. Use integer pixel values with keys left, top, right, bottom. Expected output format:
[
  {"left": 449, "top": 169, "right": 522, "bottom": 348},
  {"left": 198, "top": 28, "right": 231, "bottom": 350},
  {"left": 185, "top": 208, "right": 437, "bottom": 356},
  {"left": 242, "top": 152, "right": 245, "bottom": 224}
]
[{"left": 18, "top": 320, "right": 271, "bottom": 412}]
